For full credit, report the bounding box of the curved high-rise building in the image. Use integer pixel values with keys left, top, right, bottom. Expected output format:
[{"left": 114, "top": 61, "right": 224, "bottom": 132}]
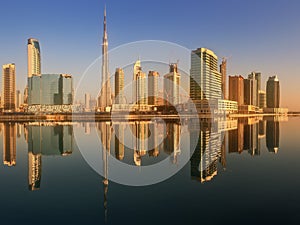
[
  {"left": 27, "top": 38, "right": 41, "bottom": 77},
  {"left": 190, "top": 48, "right": 222, "bottom": 101}
]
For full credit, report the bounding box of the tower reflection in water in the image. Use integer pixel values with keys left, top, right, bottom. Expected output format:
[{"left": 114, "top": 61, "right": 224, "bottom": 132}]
[
  {"left": 190, "top": 116, "right": 283, "bottom": 183},
  {"left": 26, "top": 123, "right": 73, "bottom": 191},
  {"left": 97, "top": 120, "right": 181, "bottom": 167},
  {"left": 0, "top": 117, "right": 284, "bottom": 223},
  {"left": 0, "top": 117, "right": 284, "bottom": 189},
  {"left": 3, "top": 123, "right": 16, "bottom": 167},
  {"left": 95, "top": 120, "right": 181, "bottom": 221}
]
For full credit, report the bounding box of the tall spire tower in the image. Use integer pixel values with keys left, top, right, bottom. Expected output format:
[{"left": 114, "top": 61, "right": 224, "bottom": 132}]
[{"left": 98, "top": 6, "right": 112, "bottom": 111}]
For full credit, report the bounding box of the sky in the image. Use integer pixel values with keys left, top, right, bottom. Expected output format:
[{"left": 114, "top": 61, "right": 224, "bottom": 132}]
[{"left": 0, "top": 0, "right": 300, "bottom": 109}]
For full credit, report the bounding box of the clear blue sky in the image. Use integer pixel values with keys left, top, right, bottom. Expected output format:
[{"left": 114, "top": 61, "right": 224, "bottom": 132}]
[{"left": 0, "top": 0, "right": 300, "bottom": 109}]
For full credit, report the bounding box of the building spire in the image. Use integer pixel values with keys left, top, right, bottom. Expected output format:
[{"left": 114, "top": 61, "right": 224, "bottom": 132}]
[
  {"left": 103, "top": 5, "right": 107, "bottom": 42},
  {"left": 104, "top": 5, "right": 107, "bottom": 33}
]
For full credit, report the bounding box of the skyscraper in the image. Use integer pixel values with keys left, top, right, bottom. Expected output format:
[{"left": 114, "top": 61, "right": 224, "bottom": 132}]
[
  {"left": 255, "top": 72, "right": 262, "bottom": 91},
  {"left": 148, "top": 71, "right": 159, "bottom": 105},
  {"left": 16, "top": 90, "right": 22, "bottom": 110},
  {"left": 114, "top": 68, "right": 124, "bottom": 104},
  {"left": 266, "top": 76, "right": 280, "bottom": 108},
  {"left": 85, "top": 93, "right": 91, "bottom": 111},
  {"left": 27, "top": 38, "right": 41, "bottom": 78},
  {"left": 2, "top": 64, "right": 16, "bottom": 111},
  {"left": 190, "top": 48, "right": 222, "bottom": 101},
  {"left": 248, "top": 72, "right": 260, "bottom": 106},
  {"left": 133, "top": 60, "right": 147, "bottom": 106},
  {"left": 229, "top": 75, "right": 244, "bottom": 106},
  {"left": 164, "top": 63, "right": 180, "bottom": 106},
  {"left": 244, "top": 76, "right": 257, "bottom": 106},
  {"left": 220, "top": 58, "right": 227, "bottom": 99},
  {"left": 259, "top": 90, "right": 266, "bottom": 109},
  {"left": 98, "top": 7, "right": 112, "bottom": 111}
]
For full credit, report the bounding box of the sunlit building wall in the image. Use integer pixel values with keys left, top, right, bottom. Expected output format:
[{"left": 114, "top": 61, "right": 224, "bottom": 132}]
[
  {"left": 164, "top": 64, "right": 180, "bottom": 106},
  {"left": 220, "top": 58, "right": 227, "bottom": 99},
  {"left": 115, "top": 68, "right": 125, "bottom": 104},
  {"left": 2, "top": 64, "right": 16, "bottom": 111},
  {"left": 244, "top": 76, "right": 257, "bottom": 106},
  {"left": 27, "top": 38, "right": 41, "bottom": 78},
  {"left": 266, "top": 76, "right": 280, "bottom": 108},
  {"left": 133, "top": 60, "right": 147, "bottom": 106},
  {"left": 190, "top": 48, "right": 222, "bottom": 101},
  {"left": 148, "top": 71, "right": 159, "bottom": 105},
  {"left": 229, "top": 75, "right": 244, "bottom": 106},
  {"left": 85, "top": 93, "right": 91, "bottom": 111}
]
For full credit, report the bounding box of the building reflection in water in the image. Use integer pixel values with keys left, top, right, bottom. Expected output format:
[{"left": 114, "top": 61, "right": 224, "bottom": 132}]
[
  {"left": 96, "top": 122, "right": 112, "bottom": 222},
  {"left": 96, "top": 120, "right": 181, "bottom": 221},
  {"left": 190, "top": 116, "right": 283, "bottom": 183},
  {"left": 131, "top": 121, "right": 148, "bottom": 166},
  {"left": 109, "top": 120, "right": 180, "bottom": 166},
  {"left": 3, "top": 123, "right": 16, "bottom": 167},
  {"left": 26, "top": 123, "right": 73, "bottom": 191},
  {"left": 266, "top": 117, "right": 280, "bottom": 153},
  {"left": 190, "top": 119, "right": 224, "bottom": 183},
  {"left": 114, "top": 123, "right": 125, "bottom": 160},
  {"left": 163, "top": 122, "right": 181, "bottom": 164}
]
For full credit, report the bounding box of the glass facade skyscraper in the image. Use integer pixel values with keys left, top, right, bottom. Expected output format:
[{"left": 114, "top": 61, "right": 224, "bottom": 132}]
[
  {"left": 28, "top": 74, "right": 73, "bottom": 106},
  {"left": 61, "top": 74, "right": 73, "bottom": 105}
]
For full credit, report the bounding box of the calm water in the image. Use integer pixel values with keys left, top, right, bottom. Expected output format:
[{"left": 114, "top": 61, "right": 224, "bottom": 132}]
[{"left": 1, "top": 116, "right": 300, "bottom": 225}]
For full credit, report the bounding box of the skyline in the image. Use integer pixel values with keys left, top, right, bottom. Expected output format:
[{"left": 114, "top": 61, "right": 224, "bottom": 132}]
[{"left": 0, "top": 0, "right": 300, "bottom": 109}]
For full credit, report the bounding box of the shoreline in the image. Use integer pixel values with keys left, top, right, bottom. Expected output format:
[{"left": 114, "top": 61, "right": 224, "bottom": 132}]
[{"left": 0, "top": 113, "right": 291, "bottom": 122}]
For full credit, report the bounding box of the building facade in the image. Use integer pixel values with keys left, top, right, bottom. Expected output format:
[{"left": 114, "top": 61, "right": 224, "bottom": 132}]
[
  {"left": 27, "top": 38, "right": 41, "bottom": 78},
  {"left": 244, "top": 76, "right": 257, "bottom": 106},
  {"left": 133, "top": 60, "right": 147, "bottom": 106},
  {"left": 220, "top": 58, "right": 227, "bottom": 99},
  {"left": 27, "top": 74, "right": 73, "bottom": 113},
  {"left": 259, "top": 90, "right": 266, "bottom": 109},
  {"left": 16, "top": 90, "right": 22, "bottom": 111},
  {"left": 229, "top": 75, "right": 244, "bottom": 106},
  {"left": 164, "top": 64, "right": 180, "bottom": 106},
  {"left": 190, "top": 48, "right": 222, "bottom": 101},
  {"left": 266, "top": 76, "right": 280, "bottom": 108},
  {"left": 248, "top": 72, "right": 261, "bottom": 106},
  {"left": 115, "top": 68, "right": 124, "bottom": 104},
  {"left": 148, "top": 71, "right": 159, "bottom": 105},
  {"left": 2, "top": 64, "right": 16, "bottom": 111},
  {"left": 85, "top": 93, "right": 91, "bottom": 111}
]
